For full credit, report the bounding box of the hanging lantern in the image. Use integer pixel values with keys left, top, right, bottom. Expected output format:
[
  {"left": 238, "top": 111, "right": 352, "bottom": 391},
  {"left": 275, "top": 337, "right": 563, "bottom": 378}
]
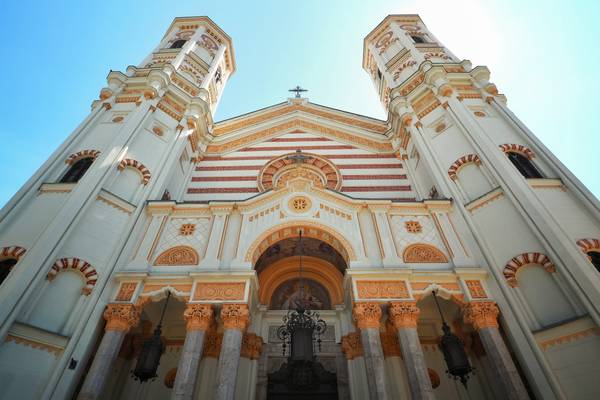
[
  {"left": 132, "top": 292, "right": 170, "bottom": 383},
  {"left": 276, "top": 231, "right": 327, "bottom": 361},
  {"left": 432, "top": 290, "right": 473, "bottom": 387}
]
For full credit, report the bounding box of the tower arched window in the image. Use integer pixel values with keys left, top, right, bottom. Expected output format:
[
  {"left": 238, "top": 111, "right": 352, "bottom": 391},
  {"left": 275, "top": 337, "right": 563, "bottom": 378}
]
[
  {"left": 411, "top": 35, "right": 425, "bottom": 44},
  {"left": 170, "top": 39, "right": 186, "bottom": 49},
  {"left": 0, "top": 258, "right": 17, "bottom": 286},
  {"left": 506, "top": 151, "right": 543, "bottom": 179},
  {"left": 59, "top": 157, "right": 94, "bottom": 183},
  {"left": 588, "top": 251, "right": 600, "bottom": 273}
]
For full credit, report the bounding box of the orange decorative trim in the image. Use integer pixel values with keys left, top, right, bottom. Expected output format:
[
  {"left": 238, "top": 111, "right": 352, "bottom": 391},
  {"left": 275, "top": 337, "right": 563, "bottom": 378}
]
[
  {"left": 214, "top": 104, "right": 387, "bottom": 136},
  {"left": 48, "top": 257, "right": 98, "bottom": 295},
  {"left": 65, "top": 149, "right": 100, "bottom": 165},
  {"left": 404, "top": 220, "right": 422, "bottom": 233},
  {"left": 0, "top": 245, "right": 26, "bottom": 261},
  {"left": 115, "top": 282, "right": 137, "bottom": 302},
  {"left": 154, "top": 245, "right": 199, "bottom": 266},
  {"left": 194, "top": 282, "right": 246, "bottom": 301},
  {"left": 576, "top": 238, "right": 600, "bottom": 253},
  {"left": 499, "top": 144, "right": 535, "bottom": 160},
  {"left": 341, "top": 332, "right": 363, "bottom": 360},
  {"left": 353, "top": 302, "right": 382, "bottom": 329},
  {"left": 117, "top": 158, "right": 151, "bottom": 185},
  {"left": 220, "top": 304, "right": 250, "bottom": 331},
  {"left": 539, "top": 327, "right": 600, "bottom": 350},
  {"left": 463, "top": 301, "right": 499, "bottom": 330},
  {"left": 183, "top": 304, "right": 213, "bottom": 331},
  {"left": 240, "top": 332, "right": 263, "bottom": 359},
  {"left": 207, "top": 118, "right": 392, "bottom": 154},
  {"left": 464, "top": 280, "right": 487, "bottom": 299},
  {"left": 503, "top": 252, "right": 556, "bottom": 287},
  {"left": 355, "top": 280, "right": 409, "bottom": 300},
  {"left": 246, "top": 221, "right": 355, "bottom": 263},
  {"left": 447, "top": 154, "right": 481, "bottom": 180},
  {"left": 257, "top": 152, "right": 342, "bottom": 192},
  {"left": 103, "top": 303, "right": 140, "bottom": 332},
  {"left": 389, "top": 301, "right": 420, "bottom": 329},
  {"left": 5, "top": 334, "right": 62, "bottom": 356},
  {"left": 403, "top": 243, "right": 448, "bottom": 263}
]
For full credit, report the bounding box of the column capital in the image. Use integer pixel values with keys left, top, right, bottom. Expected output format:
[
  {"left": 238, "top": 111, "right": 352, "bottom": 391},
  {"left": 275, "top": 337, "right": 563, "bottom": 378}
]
[
  {"left": 220, "top": 303, "right": 250, "bottom": 331},
  {"left": 463, "top": 301, "right": 499, "bottom": 330},
  {"left": 183, "top": 303, "right": 214, "bottom": 331},
  {"left": 341, "top": 332, "right": 364, "bottom": 360},
  {"left": 389, "top": 301, "right": 420, "bottom": 329},
  {"left": 352, "top": 302, "right": 382, "bottom": 329},
  {"left": 103, "top": 303, "right": 140, "bottom": 332}
]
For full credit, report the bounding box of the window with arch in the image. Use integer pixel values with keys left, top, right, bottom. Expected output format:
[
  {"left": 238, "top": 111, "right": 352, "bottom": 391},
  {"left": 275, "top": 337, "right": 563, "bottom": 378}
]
[
  {"left": 59, "top": 157, "right": 94, "bottom": 183},
  {"left": 0, "top": 258, "right": 17, "bottom": 286},
  {"left": 170, "top": 39, "right": 186, "bottom": 49},
  {"left": 587, "top": 251, "right": 600, "bottom": 273},
  {"left": 506, "top": 151, "right": 543, "bottom": 179},
  {"left": 411, "top": 35, "right": 425, "bottom": 44}
]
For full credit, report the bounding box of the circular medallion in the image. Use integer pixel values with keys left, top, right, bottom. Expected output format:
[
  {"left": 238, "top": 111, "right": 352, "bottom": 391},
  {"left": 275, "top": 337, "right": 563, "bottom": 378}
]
[{"left": 288, "top": 196, "right": 312, "bottom": 213}]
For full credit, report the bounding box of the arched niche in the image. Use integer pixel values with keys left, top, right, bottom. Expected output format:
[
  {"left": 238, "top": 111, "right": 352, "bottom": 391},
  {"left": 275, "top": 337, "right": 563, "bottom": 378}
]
[{"left": 245, "top": 221, "right": 355, "bottom": 265}]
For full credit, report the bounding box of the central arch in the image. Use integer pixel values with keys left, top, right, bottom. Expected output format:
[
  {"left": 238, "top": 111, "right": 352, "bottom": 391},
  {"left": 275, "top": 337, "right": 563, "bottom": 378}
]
[{"left": 244, "top": 220, "right": 356, "bottom": 264}]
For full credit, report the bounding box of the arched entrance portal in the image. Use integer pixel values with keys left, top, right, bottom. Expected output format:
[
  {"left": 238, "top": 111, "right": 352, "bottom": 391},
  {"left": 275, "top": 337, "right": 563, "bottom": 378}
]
[{"left": 254, "top": 231, "right": 349, "bottom": 400}]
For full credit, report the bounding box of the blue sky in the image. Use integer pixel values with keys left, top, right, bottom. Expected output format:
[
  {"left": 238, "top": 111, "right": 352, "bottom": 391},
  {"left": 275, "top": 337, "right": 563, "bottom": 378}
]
[{"left": 0, "top": 0, "right": 598, "bottom": 206}]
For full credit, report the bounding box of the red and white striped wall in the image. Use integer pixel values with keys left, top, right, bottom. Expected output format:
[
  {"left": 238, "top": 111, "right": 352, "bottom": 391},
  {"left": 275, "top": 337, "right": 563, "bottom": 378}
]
[{"left": 185, "top": 130, "right": 415, "bottom": 202}]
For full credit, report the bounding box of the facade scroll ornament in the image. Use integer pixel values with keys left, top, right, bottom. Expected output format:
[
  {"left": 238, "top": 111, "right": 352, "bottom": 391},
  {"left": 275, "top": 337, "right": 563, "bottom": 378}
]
[
  {"left": 103, "top": 303, "right": 140, "bottom": 332},
  {"left": 183, "top": 304, "right": 214, "bottom": 331},
  {"left": 389, "top": 301, "right": 420, "bottom": 329},
  {"left": 462, "top": 301, "right": 500, "bottom": 330},
  {"left": 352, "top": 302, "right": 382, "bottom": 329},
  {"left": 220, "top": 303, "right": 250, "bottom": 331},
  {"left": 341, "top": 332, "right": 363, "bottom": 360}
]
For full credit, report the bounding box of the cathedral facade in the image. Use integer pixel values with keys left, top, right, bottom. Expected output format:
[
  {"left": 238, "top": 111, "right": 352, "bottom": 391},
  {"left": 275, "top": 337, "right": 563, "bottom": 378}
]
[{"left": 0, "top": 14, "right": 599, "bottom": 400}]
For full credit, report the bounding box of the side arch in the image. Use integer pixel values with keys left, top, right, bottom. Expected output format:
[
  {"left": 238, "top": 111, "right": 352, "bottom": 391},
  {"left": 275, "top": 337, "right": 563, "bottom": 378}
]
[
  {"left": 0, "top": 245, "right": 27, "bottom": 260},
  {"left": 402, "top": 243, "right": 448, "bottom": 263},
  {"left": 47, "top": 257, "right": 98, "bottom": 295},
  {"left": 447, "top": 154, "right": 481, "bottom": 180},
  {"left": 499, "top": 144, "right": 535, "bottom": 160},
  {"left": 244, "top": 220, "right": 356, "bottom": 264},
  {"left": 576, "top": 238, "right": 600, "bottom": 253},
  {"left": 503, "top": 252, "right": 556, "bottom": 287},
  {"left": 65, "top": 149, "right": 100, "bottom": 165},
  {"left": 118, "top": 158, "right": 151, "bottom": 185}
]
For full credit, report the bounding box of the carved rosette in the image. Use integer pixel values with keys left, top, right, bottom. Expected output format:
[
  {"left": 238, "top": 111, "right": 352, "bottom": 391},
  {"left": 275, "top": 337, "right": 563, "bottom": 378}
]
[
  {"left": 463, "top": 301, "right": 500, "bottom": 331},
  {"left": 103, "top": 304, "right": 140, "bottom": 332},
  {"left": 352, "top": 302, "right": 382, "bottom": 329},
  {"left": 183, "top": 304, "right": 214, "bottom": 331},
  {"left": 341, "top": 332, "right": 363, "bottom": 360},
  {"left": 389, "top": 301, "right": 420, "bottom": 329},
  {"left": 220, "top": 304, "right": 250, "bottom": 331},
  {"left": 240, "top": 333, "right": 263, "bottom": 360}
]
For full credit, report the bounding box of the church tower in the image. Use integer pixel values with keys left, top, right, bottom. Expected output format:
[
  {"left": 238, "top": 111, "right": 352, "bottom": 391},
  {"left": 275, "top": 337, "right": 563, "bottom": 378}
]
[{"left": 1, "top": 14, "right": 600, "bottom": 400}]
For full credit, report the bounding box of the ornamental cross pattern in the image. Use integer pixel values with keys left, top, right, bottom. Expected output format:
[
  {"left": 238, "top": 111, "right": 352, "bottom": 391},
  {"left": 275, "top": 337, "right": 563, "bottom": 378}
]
[{"left": 285, "top": 149, "right": 312, "bottom": 165}]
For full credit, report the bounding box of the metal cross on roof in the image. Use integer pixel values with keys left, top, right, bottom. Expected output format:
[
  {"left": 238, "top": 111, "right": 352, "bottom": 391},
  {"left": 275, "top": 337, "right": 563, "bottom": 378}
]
[
  {"left": 288, "top": 85, "right": 308, "bottom": 98},
  {"left": 285, "top": 149, "right": 312, "bottom": 165}
]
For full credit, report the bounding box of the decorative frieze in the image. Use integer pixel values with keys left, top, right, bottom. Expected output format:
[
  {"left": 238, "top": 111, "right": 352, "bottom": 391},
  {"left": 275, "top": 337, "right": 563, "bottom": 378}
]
[
  {"left": 194, "top": 282, "right": 246, "bottom": 302},
  {"left": 355, "top": 280, "right": 409, "bottom": 300},
  {"left": 154, "top": 245, "right": 199, "bottom": 265},
  {"left": 115, "top": 282, "right": 137, "bottom": 302}
]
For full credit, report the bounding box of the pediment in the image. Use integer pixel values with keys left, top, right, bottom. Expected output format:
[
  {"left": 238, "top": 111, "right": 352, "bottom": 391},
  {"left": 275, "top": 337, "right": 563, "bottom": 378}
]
[{"left": 207, "top": 114, "right": 392, "bottom": 154}]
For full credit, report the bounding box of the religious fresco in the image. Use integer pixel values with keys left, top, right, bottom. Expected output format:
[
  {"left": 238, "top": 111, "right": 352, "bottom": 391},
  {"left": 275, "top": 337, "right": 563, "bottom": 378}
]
[
  {"left": 269, "top": 278, "right": 332, "bottom": 310},
  {"left": 255, "top": 237, "right": 347, "bottom": 274}
]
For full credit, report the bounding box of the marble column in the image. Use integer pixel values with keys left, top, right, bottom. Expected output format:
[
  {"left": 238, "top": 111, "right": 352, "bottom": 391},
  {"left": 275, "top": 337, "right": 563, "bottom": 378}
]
[
  {"left": 352, "top": 302, "right": 389, "bottom": 400},
  {"left": 214, "top": 304, "right": 250, "bottom": 400},
  {"left": 77, "top": 304, "right": 140, "bottom": 400},
  {"left": 463, "top": 301, "right": 529, "bottom": 400},
  {"left": 389, "top": 301, "right": 435, "bottom": 400},
  {"left": 172, "top": 304, "right": 214, "bottom": 400}
]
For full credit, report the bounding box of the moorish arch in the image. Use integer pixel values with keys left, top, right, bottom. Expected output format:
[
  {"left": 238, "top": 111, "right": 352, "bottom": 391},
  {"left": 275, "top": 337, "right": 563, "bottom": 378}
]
[
  {"left": 257, "top": 152, "right": 342, "bottom": 192},
  {"left": 245, "top": 221, "right": 356, "bottom": 266}
]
